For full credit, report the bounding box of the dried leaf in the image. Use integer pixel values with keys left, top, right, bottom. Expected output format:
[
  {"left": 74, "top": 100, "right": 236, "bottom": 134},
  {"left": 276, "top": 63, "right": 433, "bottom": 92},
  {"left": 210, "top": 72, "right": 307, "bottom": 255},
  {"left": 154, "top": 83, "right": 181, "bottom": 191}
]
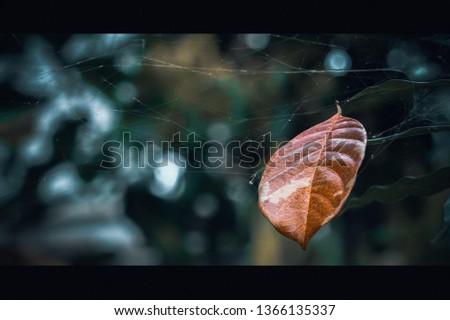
[{"left": 258, "top": 103, "right": 367, "bottom": 249}]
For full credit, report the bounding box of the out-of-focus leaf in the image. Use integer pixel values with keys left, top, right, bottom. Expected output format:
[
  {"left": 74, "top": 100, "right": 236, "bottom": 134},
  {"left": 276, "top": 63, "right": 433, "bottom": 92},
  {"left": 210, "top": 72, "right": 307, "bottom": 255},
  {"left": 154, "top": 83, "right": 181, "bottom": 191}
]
[
  {"left": 428, "top": 35, "right": 450, "bottom": 47},
  {"left": 346, "top": 79, "right": 450, "bottom": 103},
  {"left": 367, "top": 125, "right": 450, "bottom": 145},
  {"left": 343, "top": 167, "right": 450, "bottom": 212},
  {"left": 431, "top": 196, "right": 450, "bottom": 243}
]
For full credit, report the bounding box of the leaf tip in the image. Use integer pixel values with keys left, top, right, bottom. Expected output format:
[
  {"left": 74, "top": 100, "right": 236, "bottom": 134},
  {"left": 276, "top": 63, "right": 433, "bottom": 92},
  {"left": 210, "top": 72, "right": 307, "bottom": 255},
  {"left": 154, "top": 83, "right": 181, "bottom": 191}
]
[
  {"left": 298, "top": 240, "right": 307, "bottom": 250},
  {"left": 294, "top": 232, "right": 309, "bottom": 250}
]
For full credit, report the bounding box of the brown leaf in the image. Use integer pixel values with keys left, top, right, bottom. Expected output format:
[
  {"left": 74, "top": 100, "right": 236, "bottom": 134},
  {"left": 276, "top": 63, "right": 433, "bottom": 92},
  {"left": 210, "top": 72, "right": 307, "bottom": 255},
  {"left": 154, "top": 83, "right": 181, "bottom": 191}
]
[{"left": 258, "top": 103, "right": 367, "bottom": 249}]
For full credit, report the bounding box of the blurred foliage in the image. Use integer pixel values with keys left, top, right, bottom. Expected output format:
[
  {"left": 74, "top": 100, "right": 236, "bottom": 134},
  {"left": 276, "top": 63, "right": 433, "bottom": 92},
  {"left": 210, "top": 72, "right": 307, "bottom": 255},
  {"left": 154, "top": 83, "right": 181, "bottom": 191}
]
[
  {"left": 431, "top": 195, "right": 450, "bottom": 243},
  {"left": 344, "top": 167, "right": 450, "bottom": 211},
  {"left": 0, "top": 34, "right": 449, "bottom": 265}
]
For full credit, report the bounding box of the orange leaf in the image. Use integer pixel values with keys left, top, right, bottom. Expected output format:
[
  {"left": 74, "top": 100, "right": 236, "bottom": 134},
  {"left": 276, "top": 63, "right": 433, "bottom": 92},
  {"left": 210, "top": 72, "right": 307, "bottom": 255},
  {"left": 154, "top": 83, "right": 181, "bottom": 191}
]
[{"left": 258, "top": 102, "right": 367, "bottom": 249}]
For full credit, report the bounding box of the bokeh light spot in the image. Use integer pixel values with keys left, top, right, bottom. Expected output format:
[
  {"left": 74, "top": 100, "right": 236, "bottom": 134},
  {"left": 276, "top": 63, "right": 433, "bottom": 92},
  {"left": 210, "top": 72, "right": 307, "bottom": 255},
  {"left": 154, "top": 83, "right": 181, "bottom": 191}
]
[
  {"left": 324, "top": 49, "right": 352, "bottom": 76},
  {"left": 244, "top": 34, "right": 270, "bottom": 50}
]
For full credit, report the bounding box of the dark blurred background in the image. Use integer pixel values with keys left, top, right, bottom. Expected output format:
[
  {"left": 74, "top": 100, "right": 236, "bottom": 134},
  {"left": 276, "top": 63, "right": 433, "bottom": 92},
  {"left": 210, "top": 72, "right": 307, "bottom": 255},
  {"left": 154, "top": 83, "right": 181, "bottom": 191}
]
[{"left": 0, "top": 34, "right": 449, "bottom": 265}]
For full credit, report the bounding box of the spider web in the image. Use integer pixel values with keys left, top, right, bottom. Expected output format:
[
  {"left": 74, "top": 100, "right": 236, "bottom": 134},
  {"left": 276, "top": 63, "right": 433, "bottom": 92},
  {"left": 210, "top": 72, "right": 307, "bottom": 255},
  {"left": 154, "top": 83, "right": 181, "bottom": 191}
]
[{"left": 0, "top": 34, "right": 449, "bottom": 265}]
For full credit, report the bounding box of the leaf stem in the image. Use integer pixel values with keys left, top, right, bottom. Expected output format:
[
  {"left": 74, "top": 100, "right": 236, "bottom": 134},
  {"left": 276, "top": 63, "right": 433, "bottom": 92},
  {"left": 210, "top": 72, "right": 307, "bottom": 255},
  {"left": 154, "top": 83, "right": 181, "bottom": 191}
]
[{"left": 335, "top": 100, "right": 342, "bottom": 115}]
